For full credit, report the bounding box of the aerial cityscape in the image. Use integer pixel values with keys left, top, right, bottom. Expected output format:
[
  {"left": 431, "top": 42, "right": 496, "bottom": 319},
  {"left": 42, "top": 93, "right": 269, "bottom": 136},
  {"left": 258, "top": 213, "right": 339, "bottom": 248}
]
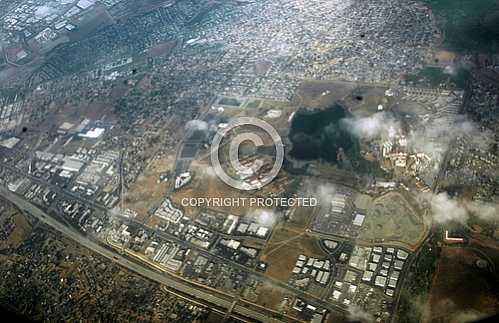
[{"left": 0, "top": 0, "right": 498, "bottom": 322}]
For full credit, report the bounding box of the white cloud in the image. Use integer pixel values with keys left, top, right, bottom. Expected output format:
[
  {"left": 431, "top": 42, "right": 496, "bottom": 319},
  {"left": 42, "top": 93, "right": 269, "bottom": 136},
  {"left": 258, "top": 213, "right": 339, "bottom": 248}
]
[
  {"left": 347, "top": 305, "right": 374, "bottom": 323},
  {"left": 303, "top": 182, "right": 336, "bottom": 208},
  {"left": 247, "top": 209, "right": 278, "bottom": 227},
  {"left": 423, "top": 192, "right": 498, "bottom": 224},
  {"left": 34, "top": 5, "right": 57, "bottom": 19},
  {"left": 341, "top": 112, "right": 400, "bottom": 140},
  {"left": 185, "top": 120, "right": 209, "bottom": 132},
  {"left": 427, "top": 193, "right": 468, "bottom": 224}
]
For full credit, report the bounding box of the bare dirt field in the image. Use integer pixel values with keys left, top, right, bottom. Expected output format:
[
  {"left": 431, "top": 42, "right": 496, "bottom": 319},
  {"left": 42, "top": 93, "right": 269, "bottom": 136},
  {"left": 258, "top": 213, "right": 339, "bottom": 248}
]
[
  {"left": 429, "top": 50, "right": 457, "bottom": 65},
  {"left": 325, "top": 312, "right": 350, "bottom": 323},
  {"left": 292, "top": 80, "right": 357, "bottom": 109},
  {"left": 68, "top": 5, "right": 115, "bottom": 42},
  {"left": 124, "top": 156, "right": 174, "bottom": 220},
  {"left": 254, "top": 282, "right": 288, "bottom": 310},
  {"left": 288, "top": 204, "right": 316, "bottom": 229},
  {"left": 260, "top": 222, "right": 325, "bottom": 282},
  {"left": 426, "top": 246, "right": 499, "bottom": 323},
  {"left": 46, "top": 89, "right": 123, "bottom": 132},
  {"left": 0, "top": 209, "right": 32, "bottom": 251},
  {"left": 147, "top": 40, "right": 177, "bottom": 58},
  {"left": 253, "top": 61, "right": 272, "bottom": 76},
  {"left": 343, "top": 85, "right": 389, "bottom": 117},
  {"left": 169, "top": 160, "right": 254, "bottom": 217}
]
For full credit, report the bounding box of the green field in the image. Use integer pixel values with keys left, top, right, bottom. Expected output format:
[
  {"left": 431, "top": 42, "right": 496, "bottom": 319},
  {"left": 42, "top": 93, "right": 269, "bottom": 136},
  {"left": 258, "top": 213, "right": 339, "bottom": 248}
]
[
  {"left": 358, "top": 192, "right": 425, "bottom": 248},
  {"left": 245, "top": 99, "right": 262, "bottom": 109},
  {"left": 405, "top": 66, "right": 471, "bottom": 89},
  {"left": 424, "top": 0, "right": 499, "bottom": 53}
]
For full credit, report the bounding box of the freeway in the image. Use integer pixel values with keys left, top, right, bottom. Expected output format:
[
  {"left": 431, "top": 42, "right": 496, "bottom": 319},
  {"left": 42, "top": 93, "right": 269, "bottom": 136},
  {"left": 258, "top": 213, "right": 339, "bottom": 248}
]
[
  {"left": 432, "top": 139, "right": 456, "bottom": 193},
  {"left": 0, "top": 185, "right": 288, "bottom": 323},
  {"left": 1, "top": 161, "right": 347, "bottom": 316},
  {"left": 118, "top": 214, "right": 348, "bottom": 315},
  {"left": 1, "top": 160, "right": 346, "bottom": 315}
]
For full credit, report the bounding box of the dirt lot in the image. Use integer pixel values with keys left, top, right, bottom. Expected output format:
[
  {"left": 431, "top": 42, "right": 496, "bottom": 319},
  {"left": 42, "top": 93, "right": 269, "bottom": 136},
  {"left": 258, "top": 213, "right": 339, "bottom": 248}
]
[
  {"left": 147, "top": 40, "right": 177, "bottom": 58},
  {"left": 254, "top": 282, "right": 288, "bottom": 310},
  {"left": 288, "top": 204, "right": 316, "bottom": 229},
  {"left": 426, "top": 246, "right": 499, "bottom": 323},
  {"left": 258, "top": 198, "right": 323, "bottom": 283},
  {"left": 0, "top": 208, "right": 32, "bottom": 251},
  {"left": 124, "top": 156, "right": 174, "bottom": 220},
  {"left": 292, "top": 80, "right": 357, "bottom": 109},
  {"left": 68, "top": 5, "right": 115, "bottom": 42},
  {"left": 343, "top": 85, "right": 389, "bottom": 117},
  {"left": 429, "top": 50, "right": 457, "bottom": 65},
  {"left": 260, "top": 222, "right": 325, "bottom": 282},
  {"left": 169, "top": 160, "right": 258, "bottom": 217},
  {"left": 46, "top": 85, "right": 125, "bottom": 131}
]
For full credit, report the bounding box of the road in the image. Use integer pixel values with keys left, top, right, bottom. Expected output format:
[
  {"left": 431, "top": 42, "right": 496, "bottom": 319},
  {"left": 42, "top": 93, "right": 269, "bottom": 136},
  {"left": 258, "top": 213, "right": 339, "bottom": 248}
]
[
  {"left": 432, "top": 138, "right": 456, "bottom": 193},
  {"left": 118, "top": 213, "right": 348, "bottom": 315},
  {"left": 2, "top": 160, "right": 346, "bottom": 316},
  {"left": 0, "top": 185, "right": 289, "bottom": 323},
  {"left": 1, "top": 161, "right": 108, "bottom": 213}
]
